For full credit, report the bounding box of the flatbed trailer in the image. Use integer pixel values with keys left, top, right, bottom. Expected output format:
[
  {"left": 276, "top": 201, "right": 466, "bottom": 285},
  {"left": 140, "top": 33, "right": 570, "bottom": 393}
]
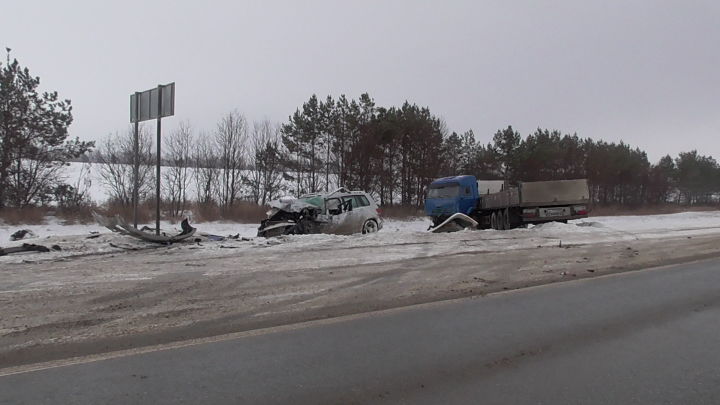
[{"left": 478, "top": 179, "right": 590, "bottom": 230}]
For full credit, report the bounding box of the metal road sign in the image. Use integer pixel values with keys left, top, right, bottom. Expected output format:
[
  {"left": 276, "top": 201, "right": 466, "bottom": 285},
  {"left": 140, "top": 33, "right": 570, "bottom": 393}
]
[
  {"left": 129, "top": 82, "right": 175, "bottom": 234},
  {"left": 130, "top": 82, "right": 175, "bottom": 123}
]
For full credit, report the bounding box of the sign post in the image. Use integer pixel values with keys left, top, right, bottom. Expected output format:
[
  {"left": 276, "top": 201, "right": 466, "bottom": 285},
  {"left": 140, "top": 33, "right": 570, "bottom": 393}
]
[
  {"left": 155, "top": 85, "right": 162, "bottom": 235},
  {"left": 133, "top": 92, "right": 140, "bottom": 229},
  {"left": 130, "top": 82, "right": 175, "bottom": 234}
]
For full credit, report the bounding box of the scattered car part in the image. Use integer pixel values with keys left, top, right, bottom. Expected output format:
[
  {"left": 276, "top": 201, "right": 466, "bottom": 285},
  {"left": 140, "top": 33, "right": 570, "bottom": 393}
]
[
  {"left": 0, "top": 243, "right": 51, "bottom": 256},
  {"left": 92, "top": 212, "right": 196, "bottom": 244},
  {"left": 428, "top": 213, "right": 478, "bottom": 233},
  {"left": 10, "top": 229, "right": 37, "bottom": 241}
]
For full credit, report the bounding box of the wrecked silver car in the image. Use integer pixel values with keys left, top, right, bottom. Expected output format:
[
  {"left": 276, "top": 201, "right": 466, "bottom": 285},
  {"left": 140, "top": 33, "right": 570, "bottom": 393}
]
[{"left": 257, "top": 188, "right": 383, "bottom": 237}]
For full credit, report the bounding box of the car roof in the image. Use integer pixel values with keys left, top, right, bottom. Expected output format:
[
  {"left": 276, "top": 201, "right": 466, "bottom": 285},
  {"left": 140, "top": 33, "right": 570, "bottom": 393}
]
[
  {"left": 327, "top": 192, "right": 367, "bottom": 198},
  {"left": 300, "top": 189, "right": 369, "bottom": 198}
]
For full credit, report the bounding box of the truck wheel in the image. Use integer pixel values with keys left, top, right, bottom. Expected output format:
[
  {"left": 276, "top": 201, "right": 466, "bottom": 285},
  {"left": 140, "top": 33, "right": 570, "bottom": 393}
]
[
  {"left": 498, "top": 210, "right": 506, "bottom": 230},
  {"left": 490, "top": 212, "right": 498, "bottom": 230},
  {"left": 494, "top": 211, "right": 501, "bottom": 230},
  {"left": 503, "top": 208, "right": 512, "bottom": 230}
]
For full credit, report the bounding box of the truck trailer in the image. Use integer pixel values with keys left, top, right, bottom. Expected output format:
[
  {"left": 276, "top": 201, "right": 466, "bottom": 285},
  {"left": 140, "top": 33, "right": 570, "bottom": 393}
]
[{"left": 425, "top": 175, "right": 590, "bottom": 230}]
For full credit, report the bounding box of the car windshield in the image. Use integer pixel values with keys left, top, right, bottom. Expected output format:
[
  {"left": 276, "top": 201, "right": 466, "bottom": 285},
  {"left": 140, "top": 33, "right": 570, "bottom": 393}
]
[
  {"left": 427, "top": 183, "right": 460, "bottom": 198},
  {"left": 299, "top": 196, "right": 325, "bottom": 211}
]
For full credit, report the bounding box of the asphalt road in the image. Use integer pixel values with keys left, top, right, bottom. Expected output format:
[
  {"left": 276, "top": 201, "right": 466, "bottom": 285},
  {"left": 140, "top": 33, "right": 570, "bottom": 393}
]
[{"left": 2, "top": 258, "right": 720, "bottom": 404}]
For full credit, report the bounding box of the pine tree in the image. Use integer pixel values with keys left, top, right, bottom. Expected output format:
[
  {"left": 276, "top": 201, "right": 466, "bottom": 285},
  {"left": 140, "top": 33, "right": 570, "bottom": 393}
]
[
  {"left": 491, "top": 126, "right": 521, "bottom": 183},
  {"left": 0, "top": 49, "right": 92, "bottom": 207}
]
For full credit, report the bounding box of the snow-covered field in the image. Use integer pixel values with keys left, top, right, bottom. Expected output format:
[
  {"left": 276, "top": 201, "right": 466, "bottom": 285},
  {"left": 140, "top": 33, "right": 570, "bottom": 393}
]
[
  {"left": 61, "top": 161, "right": 296, "bottom": 204},
  {"left": 61, "top": 162, "right": 106, "bottom": 203},
  {"left": 2, "top": 211, "right": 720, "bottom": 266}
]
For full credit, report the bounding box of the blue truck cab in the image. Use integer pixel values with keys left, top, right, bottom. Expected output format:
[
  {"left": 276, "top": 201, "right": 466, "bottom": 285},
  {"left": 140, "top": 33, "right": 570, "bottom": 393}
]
[{"left": 424, "top": 175, "right": 479, "bottom": 224}]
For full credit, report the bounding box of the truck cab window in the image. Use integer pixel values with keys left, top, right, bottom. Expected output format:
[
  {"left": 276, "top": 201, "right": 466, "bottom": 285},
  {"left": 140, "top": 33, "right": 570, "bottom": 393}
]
[{"left": 427, "top": 184, "right": 460, "bottom": 198}]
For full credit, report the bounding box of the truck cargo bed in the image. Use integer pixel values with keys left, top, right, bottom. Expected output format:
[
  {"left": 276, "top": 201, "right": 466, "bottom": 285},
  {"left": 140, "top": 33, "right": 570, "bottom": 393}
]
[
  {"left": 518, "top": 179, "right": 590, "bottom": 206},
  {"left": 480, "top": 179, "right": 589, "bottom": 210}
]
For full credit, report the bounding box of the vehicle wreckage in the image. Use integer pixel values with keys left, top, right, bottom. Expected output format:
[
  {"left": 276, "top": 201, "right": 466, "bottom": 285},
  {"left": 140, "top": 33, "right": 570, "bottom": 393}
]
[
  {"left": 92, "top": 212, "right": 196, "bottom": 244},
  {"left": 258, "top": 188, "right": 384, "bottom": 238},
  {"left": 0, "top": 243, "right": 61, "bottom": 256}
]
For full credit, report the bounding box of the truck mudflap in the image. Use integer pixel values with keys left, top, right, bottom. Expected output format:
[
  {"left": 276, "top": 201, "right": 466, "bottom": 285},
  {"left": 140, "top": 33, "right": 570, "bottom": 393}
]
[{"left": 429, "top": 213, "right": 478, "bottom": 233}]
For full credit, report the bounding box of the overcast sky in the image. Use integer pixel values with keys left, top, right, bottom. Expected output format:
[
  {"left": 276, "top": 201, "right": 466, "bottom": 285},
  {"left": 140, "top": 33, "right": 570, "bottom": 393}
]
[{"left": 2, "top": 0, "right": 718, "bottom": 161}]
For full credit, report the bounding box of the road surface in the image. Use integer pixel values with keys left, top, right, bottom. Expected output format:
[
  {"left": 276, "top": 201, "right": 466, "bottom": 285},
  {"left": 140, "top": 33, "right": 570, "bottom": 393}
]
[{"left": 2, "top": 258, "right": 720, "bottom": 404}]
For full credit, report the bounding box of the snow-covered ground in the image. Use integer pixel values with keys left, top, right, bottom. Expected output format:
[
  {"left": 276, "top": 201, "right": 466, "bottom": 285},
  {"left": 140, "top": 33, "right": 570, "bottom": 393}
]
[
  {"left": 3, "top": 211, "right": 720, "bottom": 356},
  {"left": 2, "top": 211, "right": 720, "bottom": 265}
]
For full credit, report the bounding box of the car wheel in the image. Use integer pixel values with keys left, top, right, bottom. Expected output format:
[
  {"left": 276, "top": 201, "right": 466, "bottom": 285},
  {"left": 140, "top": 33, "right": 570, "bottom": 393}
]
[{"left": 362, "top": 219, "right": 379, "bottom": 234}]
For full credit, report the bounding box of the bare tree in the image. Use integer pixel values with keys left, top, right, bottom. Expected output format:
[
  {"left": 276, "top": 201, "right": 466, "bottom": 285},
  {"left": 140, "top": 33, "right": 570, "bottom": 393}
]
[
  {"left": 163, "top": 121, "right": 193, "bottom": 217},
  {"left": 54, "top": 161, "right": 93, "bottom": 209},
  {"left": 192, "top": 132, "right": 219, "bottom": 204},
  {"left": 215, "top": 111, "right": 247, "bottom": 210},
  {"left": 244, "top": 120, "right": 286, "bottom": 205},
  {"left": 93, "top": 126, "right": 154, "bottom": 206}
]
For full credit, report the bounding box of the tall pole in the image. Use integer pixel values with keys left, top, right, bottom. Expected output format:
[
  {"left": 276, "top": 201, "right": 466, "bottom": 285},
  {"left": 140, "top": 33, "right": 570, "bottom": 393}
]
[
  {"left": 156, "top": 85, "right": 162, "bottom": 235},
  {"left": 133, "top": 92, "right": 140, "bottom": 229}
]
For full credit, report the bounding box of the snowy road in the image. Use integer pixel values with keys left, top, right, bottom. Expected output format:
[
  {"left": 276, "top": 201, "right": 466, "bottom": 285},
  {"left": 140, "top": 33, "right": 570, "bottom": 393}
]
[
  {"left": 5, "top": 258, "right": 720, "bottom": 404},
  {"left": 2, "top": 212, "right": 720, "bottom": 367}
]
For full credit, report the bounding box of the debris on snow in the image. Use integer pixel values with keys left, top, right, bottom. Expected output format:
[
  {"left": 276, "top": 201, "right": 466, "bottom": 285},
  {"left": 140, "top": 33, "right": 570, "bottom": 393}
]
[
  {"left": 0, "top": 243, "right": 51, "bottom": 256},
  {"left": 428, "top": 213, "right": 478, "bottom": 233},
  {"left": 3, "top": 211, "right": 720, "bottom": 266},
  {"left": 93, "top": 212, "right": 196, "bottom": 244},
  {"left": 10, "top": 229, "right": 37, "bottom": 241}
]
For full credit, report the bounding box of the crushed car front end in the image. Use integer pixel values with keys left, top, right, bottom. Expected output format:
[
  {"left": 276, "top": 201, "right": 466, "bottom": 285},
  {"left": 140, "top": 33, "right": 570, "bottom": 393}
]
[{"left": 257, "top": 197, "right": 325, "bottom": 238}]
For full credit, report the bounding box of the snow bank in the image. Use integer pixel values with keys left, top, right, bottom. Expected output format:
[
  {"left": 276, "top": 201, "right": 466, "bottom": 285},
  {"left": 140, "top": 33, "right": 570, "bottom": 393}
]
[
  {"left": 2, "top": 212, "right": 720, "bottom": 265},
  {"left": 0, "top": 217, "right": 107, "bottom": 243}
]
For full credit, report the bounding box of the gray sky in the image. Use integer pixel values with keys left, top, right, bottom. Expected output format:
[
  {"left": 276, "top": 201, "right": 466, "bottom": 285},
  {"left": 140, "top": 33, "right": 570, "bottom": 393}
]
[{"left": 2, "top": 0, "right": 718, "bottom": 161}]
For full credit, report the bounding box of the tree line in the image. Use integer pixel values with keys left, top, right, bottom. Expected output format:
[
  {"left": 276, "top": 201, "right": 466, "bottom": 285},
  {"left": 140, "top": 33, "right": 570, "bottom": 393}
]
[
  {"left": 280, "top": 95, "right": 719, "bottom": 208},
  {"left": 2, "top": 52, "right": 719, "bottom": 213},
  {"left": 92, "top": 114, "right": 285, "bottom": 217}
]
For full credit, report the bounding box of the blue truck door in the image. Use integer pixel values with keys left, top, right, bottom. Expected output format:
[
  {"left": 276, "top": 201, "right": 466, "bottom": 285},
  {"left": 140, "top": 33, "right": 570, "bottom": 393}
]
[{"left": 458, "top": 179, "right": 477, "bottom": 215}]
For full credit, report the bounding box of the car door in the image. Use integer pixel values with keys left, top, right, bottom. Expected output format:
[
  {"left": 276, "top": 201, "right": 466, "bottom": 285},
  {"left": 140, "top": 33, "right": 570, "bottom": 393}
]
[
  {"left": 340, "top": 196, "right": 366, "bottom": 234},
  {"left": 351, "top": 195, "right": 373, "bottom": 222},
  {"left": 323, "top": 197, "right": 352, "bottom": 234}
]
